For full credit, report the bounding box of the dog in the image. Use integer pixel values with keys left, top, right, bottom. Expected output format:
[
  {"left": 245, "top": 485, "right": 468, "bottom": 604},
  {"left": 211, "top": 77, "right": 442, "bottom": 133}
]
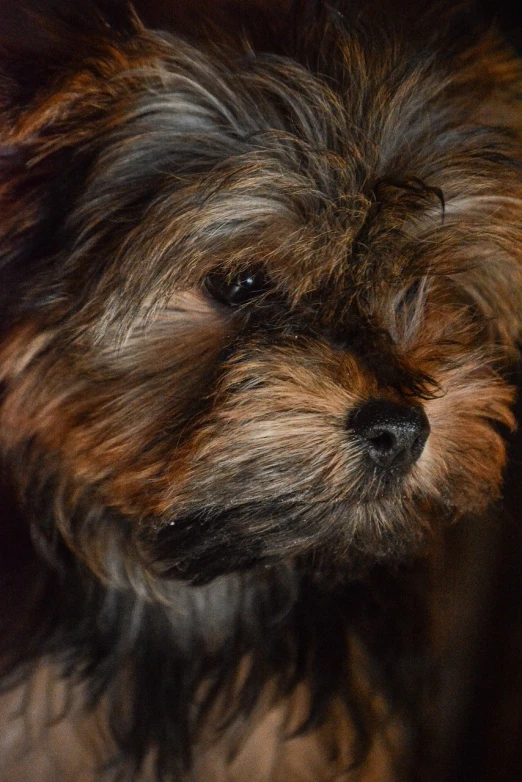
[{"left": 0, "top": 1, "right": 521, "bottom": 779}]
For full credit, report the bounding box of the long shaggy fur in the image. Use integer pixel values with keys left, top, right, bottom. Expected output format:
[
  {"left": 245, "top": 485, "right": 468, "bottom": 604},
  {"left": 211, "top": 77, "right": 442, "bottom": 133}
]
[{"left": 0, "top": 1, "right": 521, "bottom": 780}]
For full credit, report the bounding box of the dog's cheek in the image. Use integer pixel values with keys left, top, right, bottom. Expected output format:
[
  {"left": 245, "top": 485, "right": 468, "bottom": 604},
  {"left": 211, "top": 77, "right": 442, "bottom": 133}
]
[
  {"left": 162, "top": 348, "right": 373, "bottom": 504},
  {"left": 419, "top": 363, "right": 514, "bottom": 511},
  {"left": 0, "top": 305, "right": 227, "bottom": 549}
]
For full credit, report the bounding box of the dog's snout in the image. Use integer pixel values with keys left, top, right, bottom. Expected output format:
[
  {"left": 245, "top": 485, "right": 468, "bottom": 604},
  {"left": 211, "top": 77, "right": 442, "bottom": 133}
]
[{"left": 348, "top": 399, "right": 430, "bottom": 470}]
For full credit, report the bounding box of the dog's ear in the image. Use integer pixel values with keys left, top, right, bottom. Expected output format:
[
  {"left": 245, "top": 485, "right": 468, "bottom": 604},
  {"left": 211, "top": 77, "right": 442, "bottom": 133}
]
[
  {"left": 0, "top": 0, "right": 140, "bottom": 114},
  {"left": 0, "top": 1, "right": 144, "bottom": 306}
]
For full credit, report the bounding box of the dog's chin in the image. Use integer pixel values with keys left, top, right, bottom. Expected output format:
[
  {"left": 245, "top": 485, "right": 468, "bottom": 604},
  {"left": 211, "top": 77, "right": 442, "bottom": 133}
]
[
  {"left": 137, "top": 493, "right": 441, "bottom": 587},
  {"left": 144, "top": 535, "right": 427, "bottom": 588}
]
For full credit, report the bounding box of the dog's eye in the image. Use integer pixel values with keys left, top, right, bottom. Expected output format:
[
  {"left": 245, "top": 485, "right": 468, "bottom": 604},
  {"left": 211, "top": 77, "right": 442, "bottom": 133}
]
[{"left": 204, "top": 270, "right": 268, "bottom": 307}]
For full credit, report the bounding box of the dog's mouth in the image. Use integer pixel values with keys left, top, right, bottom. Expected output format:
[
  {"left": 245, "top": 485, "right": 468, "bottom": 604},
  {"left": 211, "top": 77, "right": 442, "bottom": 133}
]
[{"left": 138, "top": 480, "right": 435, "bottom": 585}]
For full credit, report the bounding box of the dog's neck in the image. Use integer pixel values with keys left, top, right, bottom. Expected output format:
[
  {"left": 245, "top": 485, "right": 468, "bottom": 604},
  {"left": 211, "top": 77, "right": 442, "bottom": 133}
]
[{"left": 0, "top": 479, "right": 431, "bottom": 778}]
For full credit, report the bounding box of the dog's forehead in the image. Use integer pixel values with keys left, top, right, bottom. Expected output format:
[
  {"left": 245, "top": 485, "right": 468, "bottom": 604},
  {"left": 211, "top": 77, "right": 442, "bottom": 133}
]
[
  {"left": 81, "top": 93, "right": 427, "bottom": 311},
  {"left": 50, "top": 21, "right": 519, "bottom": 335}
]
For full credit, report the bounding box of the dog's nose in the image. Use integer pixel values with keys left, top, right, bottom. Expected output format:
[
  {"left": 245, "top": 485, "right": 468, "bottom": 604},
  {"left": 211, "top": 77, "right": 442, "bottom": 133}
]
[{"left": 348, "top": 399, "right": 429, "bottom": 470}]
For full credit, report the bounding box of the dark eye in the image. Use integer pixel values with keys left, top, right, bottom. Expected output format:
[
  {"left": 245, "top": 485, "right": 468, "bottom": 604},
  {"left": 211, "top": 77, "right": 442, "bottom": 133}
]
[{"left": 204, "top": 269, "right": 268, "bottom": 307}]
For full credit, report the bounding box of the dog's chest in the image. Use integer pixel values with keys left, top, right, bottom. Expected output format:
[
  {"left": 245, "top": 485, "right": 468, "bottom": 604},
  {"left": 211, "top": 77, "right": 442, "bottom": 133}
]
[{"left": 0, "top": 658, "right": 403, "bottom": 782}]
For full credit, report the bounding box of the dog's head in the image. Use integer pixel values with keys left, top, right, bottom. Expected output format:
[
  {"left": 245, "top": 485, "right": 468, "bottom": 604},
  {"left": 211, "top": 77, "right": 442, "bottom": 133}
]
[{"left": 1, "top": 1, "right": 521, "bottom": 585}]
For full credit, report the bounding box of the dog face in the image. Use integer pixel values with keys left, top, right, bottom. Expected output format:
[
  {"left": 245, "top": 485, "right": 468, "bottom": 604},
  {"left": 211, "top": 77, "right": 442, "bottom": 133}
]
[{"left": 0, "top": 2, "right": 521, "bottom": 586}]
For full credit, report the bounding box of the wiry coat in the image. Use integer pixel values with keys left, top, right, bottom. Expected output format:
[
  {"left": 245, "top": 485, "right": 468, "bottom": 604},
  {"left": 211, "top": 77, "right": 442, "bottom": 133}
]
[{"left": 0, "top": 1, "right": 521, "bottom": 780}]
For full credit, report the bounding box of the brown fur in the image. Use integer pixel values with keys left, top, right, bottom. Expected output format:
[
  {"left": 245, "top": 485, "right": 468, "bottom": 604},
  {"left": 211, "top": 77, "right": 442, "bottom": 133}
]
[{"left": 0, "top": 1, "right": 521, "bottom": 779}]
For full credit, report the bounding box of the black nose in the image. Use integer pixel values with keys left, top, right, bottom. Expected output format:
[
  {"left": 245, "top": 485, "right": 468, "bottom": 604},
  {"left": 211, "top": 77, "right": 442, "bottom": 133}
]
[{"left": 348, "top": 399, "right": 430, "bottom": 470}]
